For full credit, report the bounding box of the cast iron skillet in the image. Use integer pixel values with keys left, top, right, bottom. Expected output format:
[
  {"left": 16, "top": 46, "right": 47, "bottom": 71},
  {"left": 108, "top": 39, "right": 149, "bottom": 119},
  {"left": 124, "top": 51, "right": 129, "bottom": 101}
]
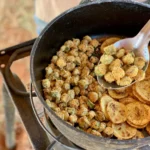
[{"left": 31, "top": 0, "right": 150, "bottom": 149}]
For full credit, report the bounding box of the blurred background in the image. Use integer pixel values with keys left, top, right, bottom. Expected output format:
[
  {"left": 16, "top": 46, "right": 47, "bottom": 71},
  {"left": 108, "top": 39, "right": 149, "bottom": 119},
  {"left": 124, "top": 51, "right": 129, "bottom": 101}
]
[{"left": 0, "top": 0, "right": 36, "bottom": 149}]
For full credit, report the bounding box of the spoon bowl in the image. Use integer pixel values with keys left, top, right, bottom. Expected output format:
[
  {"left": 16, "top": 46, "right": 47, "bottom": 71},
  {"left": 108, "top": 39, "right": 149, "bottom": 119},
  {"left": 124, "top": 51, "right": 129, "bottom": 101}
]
[{"left": 97, "top": 20, "right": 150, "bottom": 89}]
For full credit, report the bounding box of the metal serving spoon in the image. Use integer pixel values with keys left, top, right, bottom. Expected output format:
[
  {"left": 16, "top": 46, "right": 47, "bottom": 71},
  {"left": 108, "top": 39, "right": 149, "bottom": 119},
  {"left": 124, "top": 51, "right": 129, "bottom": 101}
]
[{"left": 97, "top": 19, "right": 150, "bottom": 89}]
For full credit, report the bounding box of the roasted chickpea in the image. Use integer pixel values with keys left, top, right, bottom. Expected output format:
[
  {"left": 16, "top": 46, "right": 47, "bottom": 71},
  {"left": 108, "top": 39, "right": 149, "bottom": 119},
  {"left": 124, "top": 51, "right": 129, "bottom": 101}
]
[
  {"left": 55, "top": 80, "right": 64, "bottom": 87},
  {"left": 74, "top": 57, "right": 81, "bottom": 66},
  {"left": 122, "top": 53, "right": 134, "bottom": 65},
  {"left": 80, "top": 89, "right": 88, "bottom": 96},
  {"left": 60, "top": 70, "right": 71, "bottom": 78},
  {"left": 45, "top": 66, "right": 53, "bottom": 75},
  {"left": 51, "top": 55, "right": 58, "bottom": 64},
  {"left": 68, "top": 99, "right": 79, "bottom": 109},
  {"left": 91, "top": 130, "right": 102, "bottom": 136},
  {"left": 81, "top": 39, "right": 89, "bottom": 45},
  {"left": 87, "top": 111, "right": 96, "bottom": 120},
  {"left": 69, "top": 48, "right": 78, "bottom": 57},
  {"left": 55, "top": 111, "right": 65, "bottom": 120},
  {"left": 66, "top": 56, "right": 75, "bottom": 62},
  {"left": 90, "top": 56, "right": 99, "bottom": 64},
  {"left": 94, "top": 64, "right": 107, "bottom": 76},
  {"left": 56, "top": 58, "right": 66, "bottom": 68},
  {"left": 70, "top": 76, "right": 80, "bottom": 85},
  {"left": 69, "top": 114, "right": 78, "bottom": 124},
  {"left": 83, "top": 35, "right": 92, "bottom": 42},
  {"left": 42, "top": 79, "right": 50, "bottom": 88},
  {"left": 79, "top": 96, "right": 88, "bottom": 105},
  {"left": 106, "top": 121, "right": 112, "bottom": 127},
  {"left": 73, "top": 38, "right": 80, "bottom": 46},
  {"left": 116, "top": 49, "right": 125, "bottom": 58},
  {"left": 78, "top": 116, "right": 91, "bottom": 129},
  {"left": 61, "top": 110, "right": 69, "bottom": 121},
  {"left": 126, "top": 65, "right": 138, "bottom": 77},
  {"left": 104, "top": 72, "right": 115, "bottom": 83},
  {"left": 59, "top": 102, "right": 67, "bottom": 110},
  {"left": 66, "top": 107, "right": 76, "bottom": 115},
  {"left": 77, "top": 107, "right": 89, "bottom": 117},
  {"left": 78, "top": 79, "right": 89, "bottom": 89},
  {"left": 81, "top": 67, "right": 90, "bottom": 77},
  {"left": 95, "top": 111, "right": 106, "bottom": 122},
  {"left": 72, "top": 68, "right": 81, "bottom": 75},
  {"left": 68, "top": 90, "right": 75, "bottom": 100},
  {"left": 61, "top": 93, "right": 69, "bottom": 103},
  {"left": 86, "top": 46, "right": 94, "bottom": 57},
  {"left": 86, "top": 61, "right": 94, "bottom": 70},
  {"left": 86, "top": 99, "right": 95, "bottom": 109},
  {"left": 63, "top": 83, "right": 70, "bottom": 91},
  {"left": 112, "top": 67, "right": 125, "bottom": 80},
  {"left": 100, "top": 54, "right": 114, "bottom": 65},
  {"left": 64, "top": 40, "right": 74, "bottom": 48},
  {"left": 134, "top": 57, "right": 146, "bottom": 69},
  {"left": 88, "top": 92, "right": 98, "bottom": 103},
  {"left": 46, "top": 100, "right": 57, "bottom": 110}
]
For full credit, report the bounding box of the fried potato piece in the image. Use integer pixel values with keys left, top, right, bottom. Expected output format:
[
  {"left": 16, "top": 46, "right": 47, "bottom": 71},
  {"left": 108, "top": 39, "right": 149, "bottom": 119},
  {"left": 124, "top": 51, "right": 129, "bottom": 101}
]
[
  {"left": 126, "top": 102, "right": 150, "bottom": 127},
  {"left": 119, "top": 97, "right": 137, "bottom": 105},
  {"left": 134, "top": 79, "right": 150, "bottom": 104},
  {"left": 146, "top": 123, "right": 150, "bottom": 135},
  {"left": 107, "top": 101, "right": 127, "bottom": 124},
  {"left": 100, "top": 37, "right": 121, "bottom": 53},
  {"left": 127, "top": 120, "right": 148, "bottom": 129},
  {"left": 108, "top": 89, "right": 128, "bottom": 99},
  {"left": 100, "top": 95, "right": 114, "bottom": 120},
  {"left": 112, "top": 122, "right": 137, "bottom": 140},
  {"left": 132, "top": 130, "right": 144, "bottom": 139}
]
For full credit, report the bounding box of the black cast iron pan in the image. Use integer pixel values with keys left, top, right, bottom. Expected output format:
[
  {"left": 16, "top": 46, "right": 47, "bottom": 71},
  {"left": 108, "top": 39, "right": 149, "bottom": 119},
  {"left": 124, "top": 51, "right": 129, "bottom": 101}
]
[{"left": 31, "top": 0, "right": 150, "bottom": 149}]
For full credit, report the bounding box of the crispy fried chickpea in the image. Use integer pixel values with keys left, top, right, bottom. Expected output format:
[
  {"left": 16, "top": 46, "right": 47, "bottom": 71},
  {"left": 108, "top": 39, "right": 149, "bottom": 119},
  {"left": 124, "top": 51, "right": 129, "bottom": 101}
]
[
  {"left": 103, "top": 127, "right": 114, "bottom": 137},
  {"left": 69, "top": 114, "right": 78, "bottom": 124},
  {"left": 126, "top": 65, "right": 138, "bottom": 77},
  {"left": 100, "top": 54, "right": 114, "bottom": 65},
  {"left": 94, "top": 64, "right": 107, "bottom": 77},
  {"left": 85, "top": 75, "right": 94, "bottom": 84},
  {"left": 80, "top": 53, "right": 88, "bottom": 61},
  {"left": 86, "top": 46, "right": 94, "bottom": 57},
  {"left": 81, "top": 67, "right": 90, "bottom": 77},
  {"left": 109, "top": 59, "right": 123, "bottom": 71},
  {"left": 81, "top": 39, "right": 89, "bottom": 45},
  {"left": 90, "top": 39, "right": 99, "bottom": 48},
  {"left": 95, "top": 111, "right": 106, "bottom": 122},
  {"left": 116, "top": 49, "right": 125, "bottom": 58},
  {"left": 66, "top": 56, "right": 75, "bottom": 62},
  {"left": 112, "top": 67, "right": 125, "bottom": 80},
  {"left": 72, "top": 68, "right": 81, "bottom": 75},
  {"left": 79, "top": 43, "right": 88, "bottom": 52},
  {"left": 57, "top": 51, "right": 66, "bottom": 57},
  {"left": 68, "top": 99, "right": 79, "bottom": 109},
  {"left": 87, "top": 61, "right": 94, "bottom": 70},
  {"left": 61, "top": 110, "right": 69, "bottom": 121},
  {"left": 42, "top": 79, "right": 50, "bottom": 88},
  {"left": 66, "top": 107, "right": 76, "bottom": 115},
  {"left": 88, "top": 92, "right": 98, "bottom": 103},
  {"left": 86, "top": 99, "right": 95, "bottom": 109},
  {"left": 70, "top": 76, "right": 80, "bottom": 85},
  {"left": 59, "top": 102, "right": 67, "bottom": 110},
  {"left": 78, "top": 79, "right": 89, "bottom": 89},
  {"left": 74, "top": 57, "right": 81, "bottom": 66},
  {"left": 80, "top": 89, "right": 88, "bottom": 96},
  {"left": 66, "top": 63, "right": 76, "bottom": 71},
  {"left": 134, "top": 57, "right": 146, "bottom": 69},
  {"left": 45, "top": 66, "right": 53, "bottom": 75},
  {"left": 83, "top": 35, "right": 92, "bottom": 42},
  {"left": 73, "top": 86, "right": 80, "bottom": 95},
  {"left": 90, "top": 120, "right": 100, "bottom": 130},
  {"left": 122, "top": 53, "right": 134, "bottom": 65},
  {"left": 51, "top": 72, "right": 60, "bottom": 80},
  {"left": 55, "top": 80, "right": 64, "bottom": 87},
  {"left": 77, "top": 107, "right": 89, "bottom": 117},
  {"left": 79, "top": 96, "right": 88, "bottom": 105},
  {"left": 90, "top": 56, "right": 99, "bottom": 64},
  {"left": 46, "top": 100, "right": 57, "bottom": 110},
  {"left": 55, "top": 111, "right": 65, "bottom": 120},
  {"left": 51, "top": 89, "right": 61, "bottom": 101},
  {"left": 60, "top": 45, "right": 70, "bottom": 52},
  {"left": 134, "top": 69, "right": 145, "bottom": 81},
  {"left": 104, "top": 44, "right": 117, "bottom": 55},
  {"left": 56, "top": 58, "right": 66, "bottom": 68},
  {"left": 91, "top": 130, "right": 102, "bottom": 136},
  {"left": 64, "top": 40, "right": 74, "bottom": 48},
  {"left": 61, "top": 93, "right": 69, "bottom": 103},
  {"left": 68, "top": 90, "right": 75, "bottom": 100},
  {"left": 94, "top": 104, "right": 101, "bottom": 111},
  {"left": 69, "top": 48, "right": 78, "bottom": 57},
  {"left": 51, "top": 55, "right": 58, "bottom": 64},
  {"left": 116, "top": 76, "right": 132, "bottom": 86},
  {"left": 87, "top": 111, "right": 96, "bottom": 120},
  {"left": 104, "top": 72, "right": 115, "bottom": 83},
  {"left": 53, "top": 107, "right": 61, "bottom": 112},
  {"left": 86, "top": 128, "right": 92, "bottom": 133},
  {"left": 60, "top": 70, "right": 71, "bottom": 78},
  {"left": 78, "top": 116, "right": 91, "bottom": 129},
  {"left": 94, "top": 85, "right": 105, "bottom": 93},
  {"left": 73, "top": 38, "right": 80, "bottom": 46},
  {"left": 98, "top": 122, "right": 106, "bottom": 132},
  {"left": 63, "top": 83, "right": 70, "bottom": 91},
  {"left": 106, "top": 121, "right": 112, "bottom": 127}
]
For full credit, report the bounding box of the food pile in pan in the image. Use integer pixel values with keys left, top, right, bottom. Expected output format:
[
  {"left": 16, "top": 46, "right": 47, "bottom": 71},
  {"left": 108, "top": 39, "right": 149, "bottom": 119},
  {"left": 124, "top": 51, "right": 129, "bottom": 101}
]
[{"left": 42, "top": 35, "right": 150, "bottom": 140}]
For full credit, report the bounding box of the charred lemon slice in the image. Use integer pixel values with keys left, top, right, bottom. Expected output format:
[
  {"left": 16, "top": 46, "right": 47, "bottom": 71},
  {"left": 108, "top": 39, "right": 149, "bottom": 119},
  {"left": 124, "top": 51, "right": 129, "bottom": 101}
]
[
  {"left": 107, "top": 101, "right": 127, "bottom": 124},
  {"left": 112, "top": 122, "right": 137, "bottom": 140}
]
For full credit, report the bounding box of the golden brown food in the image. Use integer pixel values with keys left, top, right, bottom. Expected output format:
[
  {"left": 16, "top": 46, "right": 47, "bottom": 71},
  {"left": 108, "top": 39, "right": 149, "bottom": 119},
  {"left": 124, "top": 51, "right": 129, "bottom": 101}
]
[
  {"left": 94, "top": 64, "right": 107, "bottom": 77},
  {"left": 100, "top": 54, "right": 114, "bottom": 65}
]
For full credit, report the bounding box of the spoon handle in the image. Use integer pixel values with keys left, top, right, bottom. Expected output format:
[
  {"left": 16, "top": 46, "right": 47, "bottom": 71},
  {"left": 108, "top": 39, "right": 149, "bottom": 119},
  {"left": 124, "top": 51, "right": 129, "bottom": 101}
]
[{"left": 135, "top": 19, "right": 150, "bottom": 48}]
